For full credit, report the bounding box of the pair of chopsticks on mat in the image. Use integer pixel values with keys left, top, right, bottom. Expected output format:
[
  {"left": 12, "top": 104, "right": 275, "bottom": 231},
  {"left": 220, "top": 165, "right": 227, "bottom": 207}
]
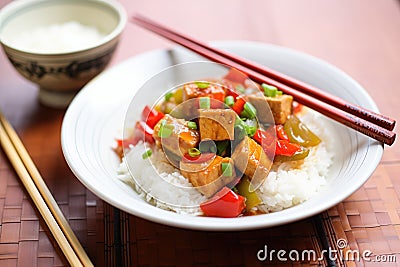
[
  {"left": 0, "top": 112, "right": 93, "bottom": 267},
  {"left": 132, "top": 14, "right": 396, "bottom": 146}
]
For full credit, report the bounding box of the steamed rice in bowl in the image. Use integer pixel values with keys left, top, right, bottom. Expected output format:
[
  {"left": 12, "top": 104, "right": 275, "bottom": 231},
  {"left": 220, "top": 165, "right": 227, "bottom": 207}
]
[{"left": 115, "top": 67, "right": 335, "bottom": 218}]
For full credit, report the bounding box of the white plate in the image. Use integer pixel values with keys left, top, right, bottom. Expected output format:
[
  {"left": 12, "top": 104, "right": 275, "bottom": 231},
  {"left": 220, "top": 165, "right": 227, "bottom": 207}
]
[{"left": 61, "top": 41, "right": 383, "bottom": 230}]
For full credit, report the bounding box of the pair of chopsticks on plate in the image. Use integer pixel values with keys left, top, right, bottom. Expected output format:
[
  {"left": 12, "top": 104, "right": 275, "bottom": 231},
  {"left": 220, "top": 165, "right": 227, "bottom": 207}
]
[
  {"left": 132, "top": 14, "right": 396, "bottom": 146},
  {"left": 0, "top": 111, "right": 93, "bottom": 267}
]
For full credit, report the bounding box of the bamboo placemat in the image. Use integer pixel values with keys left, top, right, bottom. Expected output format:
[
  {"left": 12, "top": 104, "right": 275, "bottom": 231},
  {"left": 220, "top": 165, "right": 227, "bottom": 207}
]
[
  {"left": 2, "top": 146, "right": 399, "bottom": 266},
  {"left": 327, "top": 162, "right": 400, "bottom": 267},
  {"left": 118, "top": 212, "right": 342, "bottom": 266},
  {"left": 0, "top": 147, "right": 106, "bottom": 266},
  {"left": 101, "top": 161, "right": 400, "bottom": 267},
  {"left": 1, "top": 154, "right": 398, "bottom": 267}
]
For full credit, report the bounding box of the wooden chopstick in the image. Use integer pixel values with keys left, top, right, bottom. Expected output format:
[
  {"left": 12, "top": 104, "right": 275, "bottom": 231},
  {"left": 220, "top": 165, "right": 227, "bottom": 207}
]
[
  {"left": 134, "top": 14, "right": 395, "bottom": 131},
  {"left": 132, "top": 15, "right": 396, "bottom": 146},
  {"left": 0, "top": 111, "right": 93, "bottom": 267}
]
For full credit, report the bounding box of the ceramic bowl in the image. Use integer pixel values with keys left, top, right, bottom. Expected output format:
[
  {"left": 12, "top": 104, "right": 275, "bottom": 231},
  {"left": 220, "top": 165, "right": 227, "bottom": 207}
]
[{"left": 0, "top": 0, "right": 127, "bottom": 108}]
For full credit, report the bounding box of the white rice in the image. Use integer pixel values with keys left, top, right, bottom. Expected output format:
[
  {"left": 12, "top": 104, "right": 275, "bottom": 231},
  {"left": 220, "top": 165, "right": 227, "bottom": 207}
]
[
  {"left": 117, "top": 109, "right": 334, "bottom": 215},
  {"left": 256, "top": 110, "right": 333, "bottom": 212},
  {"left": 7, "top": 21, "right": 105, "bottom": 53},
  {"left": 117, "top": 142, "right": 207, "bottom": 215}
]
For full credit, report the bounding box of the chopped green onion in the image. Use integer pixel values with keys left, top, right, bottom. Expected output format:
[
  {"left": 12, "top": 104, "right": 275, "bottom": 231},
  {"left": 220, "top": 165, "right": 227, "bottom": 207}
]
[
  {"left": 276, "top": 90, "right": 283, "bottom": 96},
  {"left": 243, "top": 102, "right": 257, "bottom": 119},
  {"left": 158, "top": 121, "right": 173, "bottom": 138},
  {"left": 187, "top": 121, "right": 197, "bottom": 130},
  {"left": 221, "top": 162, "right": 233, "bottom": 177},
  {"left": 188, "top": 147, "right": 201, "bottom": 157},
  {"left": 142, "top": 149, "right": 152, "bottom": 159},
  {"left": 235, "top": 117, "right": 257, "bottom": 137},
  {"left": 235, "top": 115, "right": 243, "bottom": 126},
  {"left": 244, "top": 125, "right": 257, "bottom": 137},
  {"left": 240, "top": 109, "right": 249, "bottom": 119},
  {"left": 262, "top": 83, "right": 278, "bottom": 97},
  {"left": 194, "top": 81, "right": 210, "bottom": 89},
  {"left": 224, "top": 95, "right": 235, "bottom": 107},
  {"left": 236, "top": 84, "right": 245, "bottom": 94},
  {"left": 199, "top": 97, "right": 211, "bottom": 109},
  {"left": 164, "top": 91, "right": 173, "bottom": 101},
  {"left": 158, "top": 126, "right": 173, "bottom": 138}
]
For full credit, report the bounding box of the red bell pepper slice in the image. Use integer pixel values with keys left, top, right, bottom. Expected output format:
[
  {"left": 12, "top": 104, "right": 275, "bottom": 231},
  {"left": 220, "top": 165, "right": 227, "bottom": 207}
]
[
  {"left": 208, "top": 91, "right": 225, "bottom": 109},
  {"left": 193, "top": 84, "right": 226, "bottom": 109},
  {"left": 231, "top": 96, "right": 247, "bottom": 115},
  {"left": 275, "top": 125, "right": 290, "bottom": 141},
  {"left": 252, "top": 129, "right": 264, "bottom": 145},
  {"left": 253, "top": 128, "right": 275, "bottom": 147},
  {"left": 275, "top": 140, "right": 301, "bottom": 156},
  {"left": 205, "top": 84, "right": 226, "bottom": 109},
  {"left": 253, "top": 127, "right": 300, "bottom": 157},
  {"left": 292, "top": 101, "right": 303, "bottom": 114},
  {"left": 115, "top": 138, "right": 127, "bottom": 148},
  {"left": 115, "top": 137, "right": 139, "bottom": 148},
  {"left": 225, "top": 87, "right": 240, "bottom": 100},
  {"left": 223, "top": 68, "right": 248, "bottom": 85},
  {"left": 182, "top": 153, "right": 216, "bottom": 163},
  {"left": 200, "top": 187, "right": 246, "bottom": 218},
  {"left": 141, "top": 105, "right": 164, "bottom": 129},
  {"left": 132, "top": 121, "right": 155, "bottom": 145},
  {"left": 252, "top": 128, "right": 276, "bottom": 158}
]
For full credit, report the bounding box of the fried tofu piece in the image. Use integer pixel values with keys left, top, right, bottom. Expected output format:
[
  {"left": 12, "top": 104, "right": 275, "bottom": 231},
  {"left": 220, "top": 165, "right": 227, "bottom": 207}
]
[
  {"left": 153, "top": 114, "right": 199, "bottom": 156},
  {"left": 180, "top": 156, "right": 236, "bottom": 197},
  {"left": 182, "top": 82, "right": 225, "bottom": 100},
  {"left": 267, "top": 95, "right": 293, "bottom": 124},
  {"left": 180, "top": 82, "right": 226, "bottom": 119},
  {"left": 198, "top": 109, "right": 236, "bottom": 141},
  {"left": 182, "top": 83, "right": 202, "bottom": 100},
  {"left": 232, "top": 136, "right": 271, "bottom": 187},
  {"left": 248, "top": 94, "right": 293, "bottom": 124}
]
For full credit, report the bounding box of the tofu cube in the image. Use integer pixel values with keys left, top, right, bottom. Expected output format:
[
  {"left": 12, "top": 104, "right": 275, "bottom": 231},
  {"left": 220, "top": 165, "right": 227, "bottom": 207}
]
[
  {"left": 248, "top": 94, "right": 293, "bottom": 124},
  {"left": 180, "top": 156, "right": 236, "bottom": 197},
  {"left": 198, "top": 109, "right": 236, "bottom": 140}
]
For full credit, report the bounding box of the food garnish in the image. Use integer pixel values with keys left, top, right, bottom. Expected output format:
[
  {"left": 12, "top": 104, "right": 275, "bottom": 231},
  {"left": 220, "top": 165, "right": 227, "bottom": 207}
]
[{"left": 142, "top": 149, "right": 152, "bottom": 159}]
